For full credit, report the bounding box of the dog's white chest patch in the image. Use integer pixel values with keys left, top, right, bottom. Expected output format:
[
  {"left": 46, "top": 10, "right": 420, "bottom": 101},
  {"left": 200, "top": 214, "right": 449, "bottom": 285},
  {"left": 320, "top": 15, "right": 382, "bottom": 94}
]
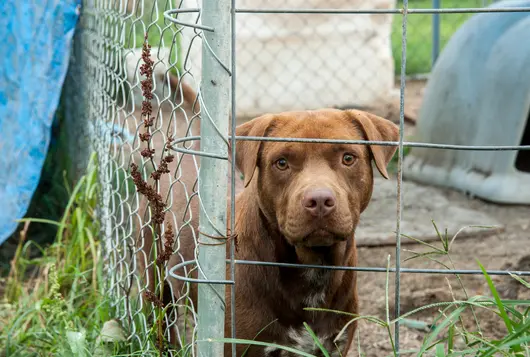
[
  {"left": 287, "top": 327, "right": 319, "bottom": 354},
  {"left": 262, "top": 328, "right": 345, "bottom": 357}
]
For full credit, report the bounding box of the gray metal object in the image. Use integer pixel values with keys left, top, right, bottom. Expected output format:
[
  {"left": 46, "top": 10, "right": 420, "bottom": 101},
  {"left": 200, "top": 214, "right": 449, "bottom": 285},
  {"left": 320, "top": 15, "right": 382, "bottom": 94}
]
[
  {"left": 404, "top": 0, "right": 530, "bottom": 205},
  {"left": 234, "top": 6, "right": 530, "bottom": 13},
  {"left": 432, "top": 0, "right": 441, "bottom": 66},
  {"left": 229, "top": 0, "right": 238, "bottom": 355},
  {"left": 196, "top": 1, "right": 232, "bottom": 357},
  {"left": 394, "top": 0, "right": 409, "bottom": 349}
]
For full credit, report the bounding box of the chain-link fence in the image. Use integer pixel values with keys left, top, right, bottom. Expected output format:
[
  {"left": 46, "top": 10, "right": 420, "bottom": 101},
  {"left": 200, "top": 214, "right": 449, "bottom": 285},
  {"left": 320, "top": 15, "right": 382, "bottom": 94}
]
[{"left": 62, "top": 0, "right": 529, "bottom": 356}]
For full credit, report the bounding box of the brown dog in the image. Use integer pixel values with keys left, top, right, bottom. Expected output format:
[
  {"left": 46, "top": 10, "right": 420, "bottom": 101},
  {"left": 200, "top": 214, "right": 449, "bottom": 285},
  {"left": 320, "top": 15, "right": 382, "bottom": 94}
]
[{"left": 137, "top": 108, "right": 399, "bottom": 357}]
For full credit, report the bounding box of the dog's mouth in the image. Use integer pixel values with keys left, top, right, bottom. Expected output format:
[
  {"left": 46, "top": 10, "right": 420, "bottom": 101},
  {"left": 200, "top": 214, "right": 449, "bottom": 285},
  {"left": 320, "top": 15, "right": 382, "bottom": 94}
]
[
  {"left": 295, "top": 228, "right": 347, "bottom": 248},
  {"left": 286, "top": 228, "right": 352, "bottom": 264}
]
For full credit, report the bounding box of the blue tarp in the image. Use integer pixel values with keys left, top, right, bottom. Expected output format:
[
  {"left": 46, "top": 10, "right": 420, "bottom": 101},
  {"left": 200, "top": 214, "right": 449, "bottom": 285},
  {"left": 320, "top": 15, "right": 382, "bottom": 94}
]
[{"left": 0, "top": 0, "right": 81, "bottom": 245}]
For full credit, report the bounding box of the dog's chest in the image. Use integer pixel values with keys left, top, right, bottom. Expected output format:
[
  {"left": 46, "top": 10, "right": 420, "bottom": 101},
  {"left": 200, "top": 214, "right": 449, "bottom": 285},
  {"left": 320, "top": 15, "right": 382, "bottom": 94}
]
[
  {"left": 264, "top": 326, "right": 348, "bottom": 357},
  {"left": 301, "top": 268, "right": 331, "bottom": 307}
]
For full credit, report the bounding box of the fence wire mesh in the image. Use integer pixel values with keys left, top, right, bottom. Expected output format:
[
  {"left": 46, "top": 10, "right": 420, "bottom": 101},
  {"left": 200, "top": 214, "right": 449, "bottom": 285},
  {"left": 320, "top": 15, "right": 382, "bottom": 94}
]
[{"left": 62, "top": 0, "right": 530, "bottom": 356}]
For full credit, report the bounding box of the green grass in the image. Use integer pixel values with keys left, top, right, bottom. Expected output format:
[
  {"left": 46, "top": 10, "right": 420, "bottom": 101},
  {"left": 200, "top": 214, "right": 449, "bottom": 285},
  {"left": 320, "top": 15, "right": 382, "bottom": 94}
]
[
  {"left": 392, "top": 0, "right": 490, "bottom": 74},
  {"left": 0, "top": 154, "right": 129, "bottom": 357},
  {"left": 0, "top": 153, "right": 180, "bottom": 356}
]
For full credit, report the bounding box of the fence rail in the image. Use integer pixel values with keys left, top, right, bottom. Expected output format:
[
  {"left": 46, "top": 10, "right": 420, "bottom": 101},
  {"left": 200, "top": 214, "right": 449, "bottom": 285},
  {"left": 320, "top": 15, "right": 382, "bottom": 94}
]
[{"left": 62, "top": 0, "right": 530, "bottom": 356}]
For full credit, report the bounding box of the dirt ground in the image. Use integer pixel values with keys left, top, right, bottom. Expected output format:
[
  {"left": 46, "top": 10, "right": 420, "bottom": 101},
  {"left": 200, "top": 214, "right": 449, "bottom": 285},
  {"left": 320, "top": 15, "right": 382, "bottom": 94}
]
[
  {"left": 352, "top": 79, "right": 530, "bottom": 356},
  {"left": 355, "top": 187, "right": 530, "bottom": 356}
]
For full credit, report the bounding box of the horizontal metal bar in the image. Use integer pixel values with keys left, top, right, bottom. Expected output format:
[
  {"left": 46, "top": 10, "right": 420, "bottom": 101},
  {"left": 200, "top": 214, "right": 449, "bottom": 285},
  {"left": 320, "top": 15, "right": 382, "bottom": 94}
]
[
  {"left": 231, "top": 260, "right": 530, "bottom": 277},
  {"left": 169, "top": 135, "right": 530, "bottom": 151},
  {"left": 164, "top": 8, "right": 201, "bottom": 13},
  {"left": 235, "top": 8, "right": 399, "bottom": 14},
  {"left": 234, "top": 7, "right": 530, "bottom": 15},
  {"left": 168, "top": 259, "right": 235, "bottom": 284},
  {"left": 232, "top": 136, "right": 530, "bottom": 151},
  {"left": 171, "top": 135, "right": 202, "bottom": 144},
  {"left": 170, "top": 146, "right": 229, "bottom": 160},
  {"left": 410, "top": 7, "right": 530, "bottom": 14},
  {"left": 169, "top": 135, "right": 229, "bottom": 159},
  {"left": 163, "top": 9, "right": 215, "bottom": 32},
  {"left": 168, "top": 259, "right": 530, "bottom": 287}
]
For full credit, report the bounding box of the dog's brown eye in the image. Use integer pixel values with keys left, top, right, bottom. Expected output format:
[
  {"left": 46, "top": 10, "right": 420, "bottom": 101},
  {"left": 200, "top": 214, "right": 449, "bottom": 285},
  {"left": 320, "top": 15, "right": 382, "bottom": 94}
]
[
  {"left": 275, "top": 158, "right": 289, "bottom": 170},
  {"left": 342, "top": 153, "right": 356, "bottom": 166}
]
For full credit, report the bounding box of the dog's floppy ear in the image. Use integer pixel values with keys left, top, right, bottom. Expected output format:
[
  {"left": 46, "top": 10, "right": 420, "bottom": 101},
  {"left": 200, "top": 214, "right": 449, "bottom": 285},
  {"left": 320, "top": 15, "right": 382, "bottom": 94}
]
[
  {"left": 234, "top": 114, "right": 276, "bottom": 187},
  {"left": 346, "top": 110, "right": 400, "bottom": 179}
]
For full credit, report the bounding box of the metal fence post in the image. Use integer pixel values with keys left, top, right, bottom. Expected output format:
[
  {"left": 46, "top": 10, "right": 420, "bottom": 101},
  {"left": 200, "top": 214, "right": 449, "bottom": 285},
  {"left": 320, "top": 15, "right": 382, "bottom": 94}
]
[
  {"left": 197, "top": 0, "right": 231, "bottom": 356},
  {"left": 432, "top": 0, "right": 441, "bottom": 68}
]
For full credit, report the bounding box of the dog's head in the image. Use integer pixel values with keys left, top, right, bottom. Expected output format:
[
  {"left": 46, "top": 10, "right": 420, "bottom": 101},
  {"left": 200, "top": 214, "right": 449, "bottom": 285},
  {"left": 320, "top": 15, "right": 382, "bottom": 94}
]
[{"left": 235, "top": 109, "right": 399, "bottom": 250}]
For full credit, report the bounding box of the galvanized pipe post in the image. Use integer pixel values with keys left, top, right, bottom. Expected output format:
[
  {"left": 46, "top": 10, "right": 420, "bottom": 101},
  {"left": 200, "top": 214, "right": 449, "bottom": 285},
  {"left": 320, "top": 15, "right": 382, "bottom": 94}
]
[
  {"left": 197, "top": 0, "right": 231, "bottom": 356},
  {"left": 432, "top": 0, "right": 441, "bottom": 67}
]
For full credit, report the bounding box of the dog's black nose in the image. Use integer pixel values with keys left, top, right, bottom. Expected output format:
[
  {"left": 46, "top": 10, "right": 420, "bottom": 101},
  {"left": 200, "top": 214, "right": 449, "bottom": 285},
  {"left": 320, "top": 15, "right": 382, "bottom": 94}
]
[{"left": 302, "top": 188, "right": 336, "bottom": 218}]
